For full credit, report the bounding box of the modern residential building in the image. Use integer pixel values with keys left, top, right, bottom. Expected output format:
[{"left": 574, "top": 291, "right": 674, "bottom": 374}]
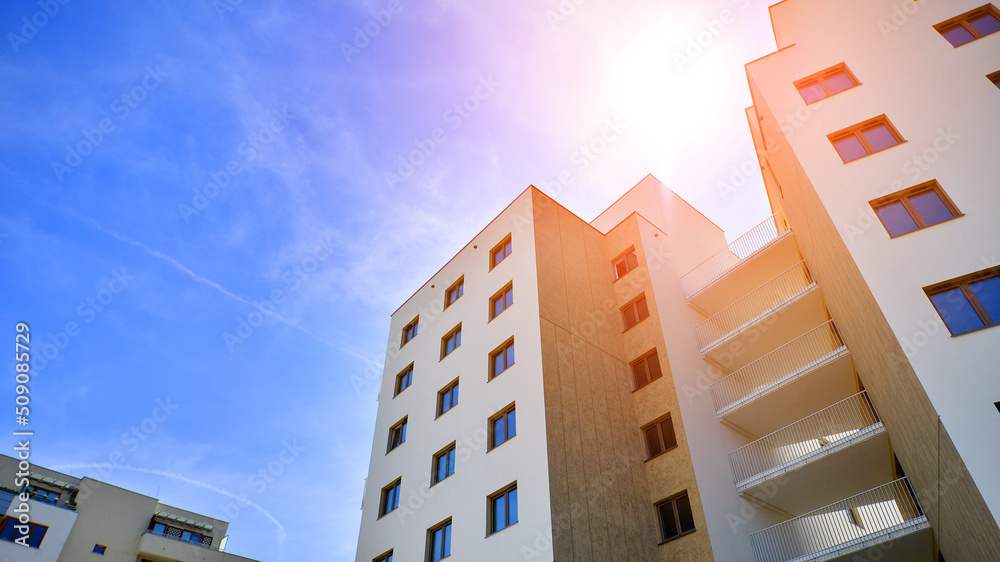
[
  {"left": 0, "top": 454, "right": 261, "bottom": 562},
  {"left": 355, "top": 1, "right": 1000, "bottom": 561}
]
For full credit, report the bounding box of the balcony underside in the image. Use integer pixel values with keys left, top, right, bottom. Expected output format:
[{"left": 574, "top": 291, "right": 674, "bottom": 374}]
[{"left": 793, "top": 520, "right": 933, "bottom": 562}]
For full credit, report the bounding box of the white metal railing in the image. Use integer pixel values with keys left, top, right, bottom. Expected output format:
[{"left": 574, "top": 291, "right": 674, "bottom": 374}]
[
  {"left": 729, "top": 391, "right": 881, "bottom": 489},
  {"left": 750, "top": 478, "right": 926, "bottom": 562},
  {"left": 681, "top": 210, "right": 790, "bottom": 298},
  {"left": 711, "top": 320, "right": 845, "bottom": 416},
  {"left": 694, "top": 261, "right": 816, "bottom": 353}
]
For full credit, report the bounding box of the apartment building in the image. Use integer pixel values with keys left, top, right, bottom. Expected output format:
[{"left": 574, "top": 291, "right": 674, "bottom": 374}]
[
  {"left": 0, "top": 454, "right": 260, "bottom": 562},
  {"left": 355, "top": 1, "right": 999, "bottom": 561}
]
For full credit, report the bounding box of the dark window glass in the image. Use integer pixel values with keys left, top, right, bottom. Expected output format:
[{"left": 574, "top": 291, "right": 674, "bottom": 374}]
[
  {"left": 970, "top": 12, "right": 1000, "bottom": 35},
  {"left": 490, "top": 486, "right": 518, "bottom": 534},
  {"left": 676, "top": 495, "right": 696, "bottom": 533},
  {"left": 970, "top": 277, "right": 1000, "bottom": 322},
  {"left": 491, "top": 406, "right": 516, "bottom": 449},
  {"left": 908, "top": 190, "right": 953, "bottom": 227},
  {"left": 645, "top": 425, "right": 663, "bottom": 457},
  {"left": 657, "top": 493, "right": 695, "bottom": 542},
  {"left": 388, "top": 419, "right": 407, "bottom": 451},
  {"left": 396, "top": 367, "right": 413, "bottom": 395},
  {"left": 94, "top": 544, "right": 107, "bottom": 554},
  {"left": 875, "top": 202, "right": 919, "bottom": 237},
  {"left": 861, "top": 125, "right": 898, "bottom": 152},
  {"left": 942, "top": 25, "right": 976, "bottom": 46},
  {"left": 833, "top": 135, "right": 867, "bottom": 162},
  {"left": 380, "top": 481, "right": 400, "bottom": 517},
  {"left": 429, "top": 522, "right": 451, "bottom": 561},
  {"left": 930, "top": 288, "right": 984, "bottom": 334},
  {"left": 439, "top": 382, "right": 459, "bottom": 415},
  {"left": 659, "top": 501, "right": 678, "bottom": 540},
  {"left": 433, "top": 446, "right": 456, "bottom": 484}
]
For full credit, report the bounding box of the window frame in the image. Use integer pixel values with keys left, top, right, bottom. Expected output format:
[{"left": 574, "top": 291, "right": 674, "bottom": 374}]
[
  {"left": 489, "top": 282, "right": 514, "bottom": 321},
  {"left": 988, "top": 70, "right": 1000, "bottom": 88},
  {"left": 441, "top": 324, "right": 462, "bottom": 359},
  {"left": 613, "top": 246, "right": 640, "bottom": 280},
  {"left": 489, "top": 337, "right": 515, "bottom": 380},
  {"left": 488, "top": 403, "right": 517, "bottom": 450},
  {"left": 426, "top": 518, "right": 453, "bottom": 562},
  {"left": 431, "top": 442, "right": 457, "bottom": 486},
  {"left": 0, "top": 516, "right": 48, "bottom": 548},
  {"left": 827, "top": 115, "right": 905, "bottom": 163},
  {"left": 621, "top": 294, "right": 650, "bottom": 332},
  {"left": 642, "top": 413, "right": 678, "bottom": 460},
  {"left": 374, "top": 549, "right": 394, "bottom": 562},
  {"left": 490, "top": 235, "right": 512, "bottom": 270},
  {"left": 445, "top": 276, "right": 465, "bottom": 309},
  {"left": 401, "top": 316, "right": 419, "bottom": 347},
  {"left": 924, "top": 266, "right": 1000, "bottom": 336},
  {"left": 631, "top": 349, "right": 664, "bottom": 391},
  {"left": 379, "top": 479, "right": 402, "bottom": 518},
  {"left": 655, "top": 491, "right": 696, "bottom": 544},
  {"left": 387, "top": 417, "right": 408, "bottom": 453},
  {"left": 437, "top": 379, "right": 460, "bottom": 418},
  {"left": 793, "top": 63, "right": 860, "bottom": 104},
  {"left": 93, "top": 544, "right": 108, "bottom": 554},
  {"left": 394, "top": 364, "right": 414, "bottom": 397},
  {"left": 487, "top": 482, "right": 518, "bottom": 536},
  {"left": 934, "top": 4, "right": 1000, "bottom": 47},
  {"left": 870, "top": 180, "right": 962, "bottom": 238}
]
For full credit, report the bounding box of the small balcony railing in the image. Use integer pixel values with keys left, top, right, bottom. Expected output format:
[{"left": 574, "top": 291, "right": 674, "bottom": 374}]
[
  {"left": 694, "top": 261, "right": 816, "bottom": 353},
  {"left": 681, "top": 210, "right": 790, "bottom": 298},
  {"left": 145, "top": 527, "right": 214, "bottom": 550},
  {"left": 24, "top": 490, "right": 77, "bottom": 511},
  {"left": 729, "top": 391, "right": 881, "bottom": 490},
  {"left": 710, "top": 320, "right": 846, "bottom": 417},
  {"left": 750, "top": 478, "right": 927, "bottom": 562}
]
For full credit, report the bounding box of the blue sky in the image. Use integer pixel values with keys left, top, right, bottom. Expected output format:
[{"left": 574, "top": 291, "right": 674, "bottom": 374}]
[{"left": 0, "top": 1, "right": 777, "bottom": 559}]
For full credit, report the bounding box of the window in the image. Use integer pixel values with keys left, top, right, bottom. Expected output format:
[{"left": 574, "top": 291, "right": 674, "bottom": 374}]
[
  {"left": 379, "top": 479, "right": 401, "bottom": 517},
  {"left": 934, "top": 5, "right": 1000, "bottom": 47},
  {"left": 631, "top": 349, "right": 663, "bottom": 390},
  {"left": 490, "top": 338, "right": 515, "bottom": 379},
  {"left": 794, "top": 63, "right": 860, "bottom": 104},
  {"left": 614, "top": 247, "right": 639, "bottom": 280},
  {"left": 374, "top": 550, "right": 393, "bottom": 562},
  {"left": 445, "top": 277, "right": 464, "bottom": 308},
  {"left": 0, "top": 517, "right": 47, "bottom": 548},
  {"left": 94, "top": 544, "right": 107, "bottom": 554},
  {"left": 387, "top": 417, "right": 407, "bottom": 453},
  {"left": 656, "top": 492, "right": 696, "bottom": 543},
  {"left": 995, "top": 401, "right": 1000, "bottom": 415},
  {"left": 621, "top": 294, "right": 650, "bottom": 331},
  {"left": 426, "top": 519, "right": 452, "bottom": 562},
  {"left": 432, "top": 443, "right": 456, "bottom": 485},
  {"left": 395, "top": 364, "right": 413, "bottom": 396},
  {"left": 643, "top": 413, "right": 677, "bottom": 460},
  {"left": 870, "top": 181, "right": 962, "bottom": 237},
  {"left": 402, "top": 316, "right": 419, "bottom": 347},
  {"left": 148, "top": 518, "right": 213, "bottom": 547},
  {"left": 490, "top": 235, "right": 512, "bottom": 269},
  {"left": 925, "top": 267, "right": 1000, "bottom": 335},
  {"left": 488, "top": 483, "right": 518, "bottom": 535},
  {"left": 437, "top": 379, "right": 459, "bottom": 417},
  {"left": 828, "top": 115, "right": 904, "bottom": 163},
  {"left": 24, "top": 484, "right": 60, "bottom": 503},
  {"left": 441, "top": 324, "right": 462, "bottom": 358},
  {"left": 989, "top": 70, "right": 1000, "bottom": 88},
  {"left": 490, "top": 283, "right": 514, "bottom": 320},
  {"left": 489, "top": 403, "right": 516, "bottom": 450}
]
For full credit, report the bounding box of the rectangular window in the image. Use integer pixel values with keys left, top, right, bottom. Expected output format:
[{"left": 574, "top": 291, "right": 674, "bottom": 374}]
[
  {"left": 441, "top": 324, "right": 462, "bottom": 358},
  {"left": 488, "top": 483, "right": 518, "bottom": 535},
  {"left": 0, "top": 516, "right": 48, "bottom": 548},
  {"left": 379, "top": 479, "right": 401, "bottom": 518},
  {"left": 828, "top": 115, "right": 904, "bottom": 163},
  {"left": 656, "top": 492, "right": 696, "bottom": 543},
  {"left": 643, "top": 413, "right": 677, "bottom": 460},
  {"left": 491, "top": 235, "right": 512, "bottom": 269},
  {"left": 387, "top": 417, "right": 407, "bottom": 453},
  {"left": 427, "top": 519, "right": 452, "bottom": 562},
  {"left": 445, "top": 277, "right": 464, "bottom": 308},
  {"left": 871, "top": 181, "right": 962, "bottom": 237},
  {"left": 489, "top": 403, "right": 517, "bottom": 450},
  {"left": 622, "top": 294, "right": 650, "bottom": 331},
  {"left": 925, "top": 267, "right": 1000, "bottom": 335},
  {"left": 613, "top": 247, "right": 639, "bottom": 280},
  {"left": 25, "top": 484, "right": 61, "bottom": 503},
  {"left": 935, "top": 5, "right": 1000, "bottom": 47},
  {"left": 794, "top": 63, "right": 860, "bottom": 104},
  {"left": 374, "top": 550, "right": 393, "bottom": 562},
  {"left": 94, "top": 544, "right": 107, "bottom": 554},
  {"left": 989, "top": 70, "right": 1000, "bottom": 88},
  {"left": 395, "top": 364, "right": 413, "bottom": 396},
  {"left": 437, "top": 379, "right": 459, "bottom": 417},
  {"left": 402, "top": 316, "right": 419, "bottom": 347},
  {"left": 490, "top": 338, "right": 515, "bottom": 380},
  {"left": 631, "top": 349, "right": 663, "bottom": 390},
  {"left": 490, "top": 283, "right": 514, "bottom": 320},
  {"left": 432, "top": 443, "right": 457, "bottom": 485}
]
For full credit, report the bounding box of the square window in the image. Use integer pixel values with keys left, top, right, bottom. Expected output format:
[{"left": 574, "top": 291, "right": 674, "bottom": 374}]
[
  {"left": 871, "top": 181, "right": 962, "bottom": 237},
  {"left": 432, "top": 443, "right": 457, "bottom": 485},
  {"left": 488, "top": 483, "right": 518, "bottom": 535},
  {"left": 441, "top": 324, "right": 462, "bottom": 359},
  {"left": 387, "top": 417, "right": 407, "bottom": 453},
  {"left": 490, "top": 283, "right": 514, "bottom": 320},
  {"left": 374, "top": 550, "right": 393, "bottom": 562},
  {"left": 935, "top": 5, "right": 1000, "bottom": 46},
  {"left": 395, "top": 364, "right": 413, "bottom": 397},
  {"left": 828, "top": 115, "right": 904, "bottom": 163},
  {"left": 427, "top": 519, "right": 452, "bottom": 562},
  {"left": 622, "top": 294, "right": 650, "bottom": 331},
  {"left": 437, "top": 379, "right": 460, "bottom": 417},
  {"left": 379, "top": 479, "right": 401, "bottom": 518},
  {"left": 613, "top": 247, "right": 639, "bottom": 280},
  {"left": 445, "top": 277, "right": 464, "bottom": 308},
  {"left": 490, "top": 235, "right": 512, "bottom": 269},
  {"left": 643, "top": 414, "right": 677, "bottom": 460},
  {"left": 94, "top": 544, "right": 107, "bottom": 554},
  {"left": 794, "top": 63, "right": 860, "bottom": 104},
  {"left": 656, "top": 492, "right": 696, "bottom": 543},
  {"left": 402, "top": 316, "right": 419, "bottom": 347},
  {"left": 490, "top": 339, "right": 515, "bottom": 380},
  {"left": 925, "top": 267, "right": 1000, "bottom": 335},
  {"left": 631, "top": 350, "right": 663, "bottom": 390},
  {"left": 489, "top": 403, "right": 517, "bottom": 450}
]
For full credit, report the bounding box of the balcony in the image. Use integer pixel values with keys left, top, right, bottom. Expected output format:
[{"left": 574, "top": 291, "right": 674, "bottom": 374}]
[
  {"left": 682, "top": 211, "right": 796, "bottom": 314},
  {"left": 710, "top": 320, "right": 855, "bottom": 436},
  {"left": 24, "top": 490, "right": 77, "bottom": 511},
  {"left": 749, "top": 478, "right": 932, "bottom": 562},
  {"left": 729, "top": 392, "right": 891, "bottom": 514}
]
